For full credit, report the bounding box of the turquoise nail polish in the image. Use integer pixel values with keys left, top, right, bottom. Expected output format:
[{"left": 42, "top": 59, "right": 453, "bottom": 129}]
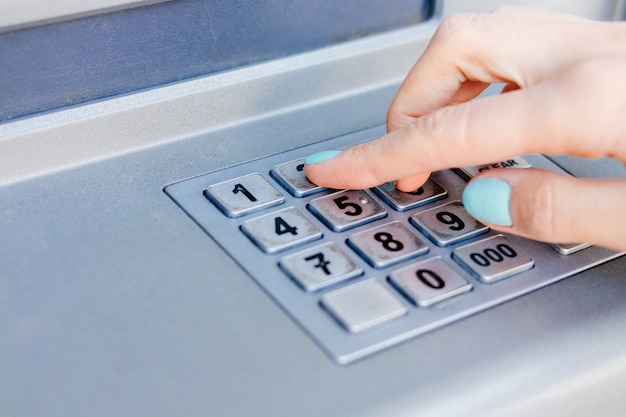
[
  {"left": 462, "top": 178, "right": 513, "bottom": 226},
  {"left": 304, "top": 150, "right": 341, "bottom": 165}
]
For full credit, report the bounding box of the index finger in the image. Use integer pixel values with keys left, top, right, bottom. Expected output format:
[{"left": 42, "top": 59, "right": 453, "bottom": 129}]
[{"left": 304, "top": 61, "right": 626, "bottom": 190}]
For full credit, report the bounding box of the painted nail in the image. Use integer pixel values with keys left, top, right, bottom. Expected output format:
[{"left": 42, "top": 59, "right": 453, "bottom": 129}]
[
  {"left": 462, "top": 178, "right": 513, "bottom": 226},
  {"left": 304, "top": 150, "right": 341, "bottom": 165}
]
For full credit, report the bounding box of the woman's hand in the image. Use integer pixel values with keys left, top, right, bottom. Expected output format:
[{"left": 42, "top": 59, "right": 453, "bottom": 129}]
[{"left": 304, "top": 7, "right": 626, "bottom": 252}]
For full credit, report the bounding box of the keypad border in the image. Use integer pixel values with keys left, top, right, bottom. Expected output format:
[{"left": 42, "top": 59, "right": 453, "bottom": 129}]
[{"left": 164, "top": 125, "right": 623, "bottom": 365}]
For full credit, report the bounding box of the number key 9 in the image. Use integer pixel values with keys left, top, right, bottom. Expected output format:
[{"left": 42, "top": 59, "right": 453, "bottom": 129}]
[{"left": 410, "top": 200, "right": 488, "bottom": 246}]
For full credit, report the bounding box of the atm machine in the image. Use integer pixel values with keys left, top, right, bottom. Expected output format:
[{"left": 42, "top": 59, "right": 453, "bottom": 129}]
[{"left": 1, "top": 1, "right": 626, "bottom": 416}]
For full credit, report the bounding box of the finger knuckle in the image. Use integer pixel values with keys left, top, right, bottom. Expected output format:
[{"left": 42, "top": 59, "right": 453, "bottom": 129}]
[
  {"left": 408, "top": 110, "right": 449, "bottom": 167},
  {"left": 435, "top": 13, "right": 480, "bottom": 43},
  {"left": 521, "top": 179, "right": 559, "bottom": 242},
  {"left": 344, "top": 142, "right": 390, "bottom": 188},
  {"left": 417, "top": 104, "right": 473, "bottom": 166},
  {"left": 558, "top": 59, "right": 626, "bottom": 107},
  {"left": 560, "top": 60, "right": 605, "bottom": 96},
  {"left": 552, "top": 58, "right": 626, "bottom": 157}
]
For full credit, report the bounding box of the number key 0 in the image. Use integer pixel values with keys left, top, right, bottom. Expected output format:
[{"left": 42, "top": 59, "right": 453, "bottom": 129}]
[{"left": 389, "top": 257, "right": 472, "bottom": 307}]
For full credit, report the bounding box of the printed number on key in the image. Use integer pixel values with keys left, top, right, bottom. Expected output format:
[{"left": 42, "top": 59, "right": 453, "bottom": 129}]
[{"left": 333, "top": 196, "right": 363, "bottom": 216}]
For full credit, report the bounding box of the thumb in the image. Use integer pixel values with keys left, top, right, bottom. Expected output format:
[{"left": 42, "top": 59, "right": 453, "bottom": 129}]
[{"left": 462, "top": 168, "right": 626, "bottom": 252}]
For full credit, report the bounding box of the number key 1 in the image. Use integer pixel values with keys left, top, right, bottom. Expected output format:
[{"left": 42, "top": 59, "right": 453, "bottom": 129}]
[{"left": 205, "top": 173, "right": 284, "bottom": 218}]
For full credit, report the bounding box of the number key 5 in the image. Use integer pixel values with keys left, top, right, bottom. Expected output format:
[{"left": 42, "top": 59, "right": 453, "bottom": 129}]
[{"left": 308, "top": 190, "right": 387, "bottom": 232}]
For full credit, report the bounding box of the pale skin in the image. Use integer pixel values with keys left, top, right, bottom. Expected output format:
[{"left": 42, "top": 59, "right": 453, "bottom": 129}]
[{"left": 305, "top": 7, "right": 626, "bottom": 253}]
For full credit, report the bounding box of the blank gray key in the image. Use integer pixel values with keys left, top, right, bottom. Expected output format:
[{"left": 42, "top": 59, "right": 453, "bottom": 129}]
[
  {"left": 549, "top": 242, "right": 592, "bottom": 255},
  {"left": 321, "top": 278, "right": 407, "bottom": 333}
]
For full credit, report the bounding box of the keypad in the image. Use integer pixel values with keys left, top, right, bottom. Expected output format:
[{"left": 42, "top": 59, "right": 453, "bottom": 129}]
[{"left": 165, "top": 125, "right": 622, "bottom": 364}]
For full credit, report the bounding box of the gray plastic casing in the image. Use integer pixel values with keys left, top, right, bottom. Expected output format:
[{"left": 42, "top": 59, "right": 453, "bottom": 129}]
[{"left": 2, "top": 1, "right": 626, "bottom": 416}]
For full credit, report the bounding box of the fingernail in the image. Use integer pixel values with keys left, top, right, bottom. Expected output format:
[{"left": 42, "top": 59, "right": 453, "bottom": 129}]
[
  {"left": 304, "top": 150, "right": 341, "bottom": 165},
  {"left": 462, "top": 178, "right": 513, "bottom": 226}
]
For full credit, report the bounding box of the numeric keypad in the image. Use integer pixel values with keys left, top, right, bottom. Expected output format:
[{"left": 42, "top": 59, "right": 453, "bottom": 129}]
[{"left": 165, "top": 127, "right": 619, "bottom": 364}]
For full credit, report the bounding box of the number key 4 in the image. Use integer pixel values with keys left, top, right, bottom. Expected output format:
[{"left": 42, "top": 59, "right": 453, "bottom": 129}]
[{"left": 240, "top": 207, "right": 323, "bottom": 253}]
